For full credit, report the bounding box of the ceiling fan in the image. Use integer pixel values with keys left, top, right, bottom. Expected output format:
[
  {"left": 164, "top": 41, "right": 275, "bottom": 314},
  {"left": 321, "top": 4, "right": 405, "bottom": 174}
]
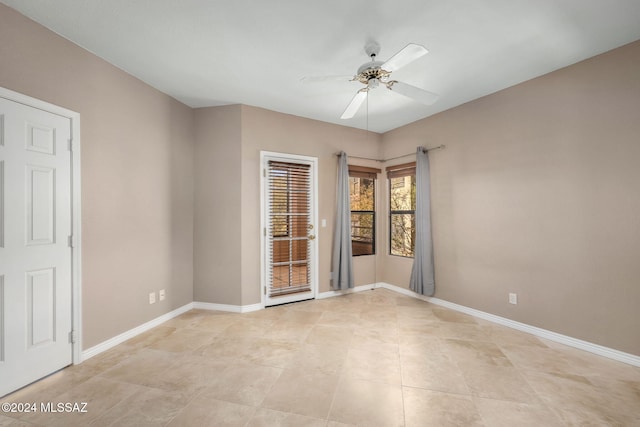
[{"left": 304, "top": 41, "right": 439, "bottom": 119}]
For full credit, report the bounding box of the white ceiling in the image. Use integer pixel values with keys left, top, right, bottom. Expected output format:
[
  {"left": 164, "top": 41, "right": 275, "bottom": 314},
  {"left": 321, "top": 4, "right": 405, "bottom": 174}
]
[{"left": 3, "top": 0, "right": 640, "bottom": 133}]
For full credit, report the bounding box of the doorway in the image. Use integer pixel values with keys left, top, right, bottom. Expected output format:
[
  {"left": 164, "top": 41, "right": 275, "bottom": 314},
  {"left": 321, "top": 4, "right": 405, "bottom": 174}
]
[
  {"left": 0, "top": 88, "right": 81, "bottom": 397},
  {"left": 261, "top": 152, "right": 318, "bottom": 306}
]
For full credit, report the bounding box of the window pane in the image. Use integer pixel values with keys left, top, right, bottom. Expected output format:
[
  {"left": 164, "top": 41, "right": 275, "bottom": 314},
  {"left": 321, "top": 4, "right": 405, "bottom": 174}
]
[
  {"left": 349, "top": 175, "right": 375, "bottom": 256},
  {"left": 350, "top": 177, "right": 374, "bottom": 211},
  {"left": 351, "top": 212, "right": 374, "bottom": 255},
  {"left": 389, "top": 175, "right": 415, "bottom": 210},
  {"left": 390, "top": 213, "right": 415, "bottom": 257}
]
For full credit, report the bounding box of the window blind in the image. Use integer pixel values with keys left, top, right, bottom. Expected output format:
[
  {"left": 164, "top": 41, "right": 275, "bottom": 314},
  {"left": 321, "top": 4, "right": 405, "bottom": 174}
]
[
  {"left": 267, "top": 161, "right": 312, "bottom": 297},
  {"left": 386, "top": 161, "right": 416, "bottom": 179}
]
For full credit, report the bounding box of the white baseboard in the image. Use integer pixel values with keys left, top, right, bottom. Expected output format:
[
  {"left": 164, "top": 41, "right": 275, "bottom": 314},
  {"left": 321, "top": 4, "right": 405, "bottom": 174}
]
[
  {"left": 317, "top": 283, "right": 379, "bottom": 299},
  {"left": 80, "top": 283, "right": 639, "bottom": 368},
  {"left": 193, "top": 301, "right": 262, "bottom": 313},
  {"left": 81, "top": 302, "right": 194, "bottom": 361},
  {"left": 378, "top": 282, "right": 640, "bottom": 367}
]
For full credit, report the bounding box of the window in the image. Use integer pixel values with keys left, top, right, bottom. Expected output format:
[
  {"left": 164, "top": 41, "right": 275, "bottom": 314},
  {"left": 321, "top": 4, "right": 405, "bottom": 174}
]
[
  {"left": 349, "top": 165, "right": 380, "bottom": 256},
  {"left": 387, "top": 162, "right": 416, "bottom": 257}
]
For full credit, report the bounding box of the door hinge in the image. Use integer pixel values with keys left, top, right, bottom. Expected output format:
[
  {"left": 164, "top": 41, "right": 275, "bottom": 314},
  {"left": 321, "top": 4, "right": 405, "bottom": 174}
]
[
  {"left": 68, "top": 330, "right": 76, "bottom": 344},
  {"left": 68, "top": 235, "right": 74, "bottom": 248},
  {"left": 67, "top": 138, "right": 73, "bottom": 152},
  {"left": 263, "top": 227, "right": 266, "bottom": 237},
  {"left": 263, "top": 168, "right": 266, "bottom": 177},
  {"left": 264, "top": 286, "right": 267, "bottom": 295}
]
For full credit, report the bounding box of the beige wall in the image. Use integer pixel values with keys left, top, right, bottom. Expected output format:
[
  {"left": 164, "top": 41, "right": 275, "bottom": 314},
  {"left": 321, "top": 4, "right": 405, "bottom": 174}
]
[
  {"left": 0, "top": 5, "right": 195, "bottom": 349},
  {"left": 240, "top": 106, "right": 383, "bottom": 304},
  {"left": 193, "top": 106, "right": 242, "bottom": 305},
  {"left": 380, "top": 40, "right": 640, "bottom": 355},
  {"left": 191, "top": 105, "right": 381, "bottom": 306}
]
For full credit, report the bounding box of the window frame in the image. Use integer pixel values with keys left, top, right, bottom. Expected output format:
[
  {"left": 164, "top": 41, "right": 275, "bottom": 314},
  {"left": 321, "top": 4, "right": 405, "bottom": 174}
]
[
  {"left": 348, "top": 165, "right": 380, "bottom": 257},
  {"left": 386, "top": 162, "right": 416, "bottom": 258}
]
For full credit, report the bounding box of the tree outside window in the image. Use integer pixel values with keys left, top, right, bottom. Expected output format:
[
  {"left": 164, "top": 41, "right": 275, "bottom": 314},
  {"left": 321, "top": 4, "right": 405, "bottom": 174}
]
[
  {"left": 388, "top": 163, "right": 416, "bottom": 257},
  {"left": 349, "top": 166, "right": 379, "bottom": 256}
]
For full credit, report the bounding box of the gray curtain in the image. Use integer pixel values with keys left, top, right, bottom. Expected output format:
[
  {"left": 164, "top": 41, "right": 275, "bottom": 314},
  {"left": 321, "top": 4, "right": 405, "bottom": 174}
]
[
  {"left": 331, "top": 152, "right": 354, "bottom": 290},
  {"left": 410, "top": 147, "right": 435, "bottom": 295}
]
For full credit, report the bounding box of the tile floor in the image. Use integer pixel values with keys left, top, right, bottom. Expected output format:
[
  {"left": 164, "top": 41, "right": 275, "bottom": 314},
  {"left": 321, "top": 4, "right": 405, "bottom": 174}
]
[{"left": 1, "top": 289, "right": 639, "bottom": 426}]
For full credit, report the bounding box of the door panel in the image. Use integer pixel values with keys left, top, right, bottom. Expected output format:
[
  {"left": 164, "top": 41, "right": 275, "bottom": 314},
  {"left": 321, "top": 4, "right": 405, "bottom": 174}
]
[
  {"left": 0, "top": 97, "right": 73, "bottom": 397},
  {"left": 262, "top": 153, "right": 317, "bottom": 306}
]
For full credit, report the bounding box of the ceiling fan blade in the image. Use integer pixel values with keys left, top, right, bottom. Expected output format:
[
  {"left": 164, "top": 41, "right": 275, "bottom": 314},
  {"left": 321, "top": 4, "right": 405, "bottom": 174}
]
[
  {"left": 386, "top": 81, "right": 438, "bottom": 105},
  {"left": 300, "top": 75, "right": 353, "bottom": 83},
  {"left": 381, "top": 43, "right": 428, "bottom": 72},
  {"left": 341, "top": 89, "right": 368, "bottom": 119}
]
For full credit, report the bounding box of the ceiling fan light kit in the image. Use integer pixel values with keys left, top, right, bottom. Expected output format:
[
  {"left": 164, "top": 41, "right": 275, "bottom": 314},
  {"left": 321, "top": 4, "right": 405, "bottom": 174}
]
[{"left": 336, "top": 42, "right": 439, "bottom": 119}]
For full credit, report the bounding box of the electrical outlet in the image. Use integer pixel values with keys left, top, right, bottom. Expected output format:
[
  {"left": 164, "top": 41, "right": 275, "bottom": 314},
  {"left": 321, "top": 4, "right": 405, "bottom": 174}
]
[
  {"left": 159, "top": 289, "right": 166, "bottom": 301},
  {"left": 149, "top": 292, "right": 156, "bottom": 304},
  {"left": 509, "top": 293, "right": 518, "bottom": 305}
]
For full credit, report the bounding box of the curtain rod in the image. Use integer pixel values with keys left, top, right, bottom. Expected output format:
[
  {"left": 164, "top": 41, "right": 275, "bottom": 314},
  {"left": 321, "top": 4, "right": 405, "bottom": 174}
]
[{"left": 336, "top": 144, "right": 445, "bottom": 163}]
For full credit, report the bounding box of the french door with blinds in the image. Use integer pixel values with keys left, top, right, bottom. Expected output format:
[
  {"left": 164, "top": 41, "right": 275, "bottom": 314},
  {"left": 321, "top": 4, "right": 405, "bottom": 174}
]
[{"left": 261, "top": 152, "right": 318, "bottom": 306}]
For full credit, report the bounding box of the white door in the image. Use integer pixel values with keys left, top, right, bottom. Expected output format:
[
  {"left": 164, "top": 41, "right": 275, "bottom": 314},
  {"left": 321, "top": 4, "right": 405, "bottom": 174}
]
[
  {"left": 0, "top": 97, "right": 73, "bottom": 396},
  {"left": 261, "top": 152, "right": 318, "bottom": 306}
]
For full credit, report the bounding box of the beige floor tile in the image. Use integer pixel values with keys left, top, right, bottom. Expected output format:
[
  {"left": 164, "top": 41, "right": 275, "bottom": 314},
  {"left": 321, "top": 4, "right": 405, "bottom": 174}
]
[
  {"left": 197, "top": 335, "right": 259, "bottom": 362},
  {"left": 20, "top": 377, "right": 141, "bottom": 427},
  {"left": 329, "top": 377, "right": 404, "bottom": 427},
  {"left": 98, "top": 348, "right": 181, "bottom": 386},
  {"left": 435, "top": 322, "right": 494, "bottom": 341},
  {"left": 276, "top": 309, "right": 323, "bottom": 325},
  {"left": 246, "top": 408, "right": 326, "bottom": 427},
  {"left": 326, "top": 422, "right": 357, "bottom": 427},
  {"left": 242, "top": 307, "right": 286, "bottom": 321},
  {"left": 100, "top": 350, "right": 226, "bottom": 399},
  {"left": 398, "top": 335, "right": 441, "bottom": 357},
  {"left": 350, "top": 327, "right": 399, "bottom": 354},
  {"left": 403, "top": 387, "right": 483, "bottom": 427},
  {"left": 305, "top": 325, "right": 354, "bottom": 348},
  {"left": 441, "top": 339, "right": 513, "bottom": 367},
  {"left": 166, "top": 396, "right": 256, "bottom": 427},
  {"left": 396, "top": 311, "right": 439, "bottom": 326},
  {"left": 286, "top": 343, "right": 348, "bottom": 375},
  {"left": 342, "top": 348, "right": 402, "bottom": 385},
  {"left": 500, "top": 343, "right": 573, "bottom": 373},
  {"left": 149, "top": 328, "right": 218, "bottom": 353},
  {"left": 122, "top": 326, "right": 176, "bottom": 349},
  {"left": 0, "top": 415, "right": 38, "bottom": 426},
  {"left": 473, "top": 397, "right": 563, "bottom": 427},
  {"left": 484, "top": 325, "right": 548, "bottom": 348},
  {"left": 262, "top": 368, "right": 339, "bottom": 419},
  {"left": 245, "top": 338, "right": 303, "bottom": 368},
  {"left": 89, "top": 384, "right": 190, "bottom": 427},
  {"left": 522, "top": 369, "right": 638, "bottom": 425},
  {"left": 199, "top": 335, "right": 302, "bottom": 368},
  {"left": 458, "top": 362, "right": 540, "bottom": 403},
  {"left": 400, "top": 352, "right": 470, "bottom": 394},
  {"left": 219, "top": 318, "right": 275, "bottom": 338},
  {"left": 261, "top": 322, "right": 315, "bottom": 342},
  {"left": 555, "top": 346, "right": 640, "bottom": 381},
  {"left": 187, "top": 314, "right": 241, "bottom": 334},
  {"left": 432, "top": 307, "right": 478, "bottom": 324},
  {"left": 199, "top": 363, "right": 282, "bottom": 406},
  {"left": 317, "top": 311, "right": 360, "bottom": 328},
  {"left": 161, "top": 310, "right": 214, "bottom": 329},
  {"left": 69, "top": 344, "right": 140, "bottom": 377},
  {"left": 397, "top": 322, "right": 442, "bottom": 340},
  {"left": 5, "top": 294, "right": 638, "bottom": 427},
  {"left": 2, "top": 369, "right": 92, "bottom": 406},
  {"left": 358, "top": 308, "right": 397, "bottom": 324}
]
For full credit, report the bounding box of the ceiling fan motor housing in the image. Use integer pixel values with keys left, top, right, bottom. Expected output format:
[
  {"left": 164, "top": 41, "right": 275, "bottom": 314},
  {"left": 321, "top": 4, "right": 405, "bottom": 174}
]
[{"left": 356, "top": 61, "right": 390, "bottom": 84}]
